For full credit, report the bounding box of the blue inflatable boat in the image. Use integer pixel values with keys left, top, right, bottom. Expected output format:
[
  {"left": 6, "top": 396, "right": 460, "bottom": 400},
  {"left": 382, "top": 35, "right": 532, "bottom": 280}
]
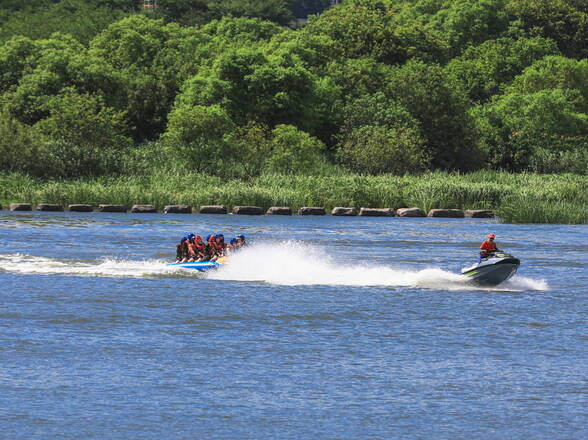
[{"left": 168, "top": 257, "right": 228, "bottom": 272}]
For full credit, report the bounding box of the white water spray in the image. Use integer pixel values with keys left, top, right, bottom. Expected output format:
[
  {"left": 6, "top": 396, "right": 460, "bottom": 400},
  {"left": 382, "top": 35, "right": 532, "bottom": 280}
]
[
  {"left": 0, "top": 253, "right": 180, "bottom": 278},
  {"left": 207, "top": 242, "right": 548, "bottom": 291},
  {"left": 0, "top": 243, "right": 548, "bottom": 291}
]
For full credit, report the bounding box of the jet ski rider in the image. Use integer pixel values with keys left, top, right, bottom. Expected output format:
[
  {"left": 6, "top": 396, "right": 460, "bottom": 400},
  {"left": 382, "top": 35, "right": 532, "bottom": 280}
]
[{"left": 479, "top": 233, "right": 501, "bottom": 263}]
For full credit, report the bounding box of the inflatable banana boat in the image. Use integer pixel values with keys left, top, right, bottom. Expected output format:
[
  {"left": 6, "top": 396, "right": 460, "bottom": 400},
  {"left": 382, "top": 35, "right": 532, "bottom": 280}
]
[{"left": 168, "top": 257, "right": 228, "bottom": 272}]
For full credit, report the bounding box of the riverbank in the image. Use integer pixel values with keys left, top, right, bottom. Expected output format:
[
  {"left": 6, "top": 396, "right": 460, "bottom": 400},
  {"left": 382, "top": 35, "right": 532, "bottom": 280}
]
[{"left": 1, "top": 171, "right": 587, "bottom": 224}]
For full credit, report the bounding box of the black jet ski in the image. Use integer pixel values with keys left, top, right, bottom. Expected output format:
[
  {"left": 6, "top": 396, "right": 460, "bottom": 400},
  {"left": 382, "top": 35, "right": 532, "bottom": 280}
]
[{"left": 461, "top": 252, "right": 520, "bottom": 286}]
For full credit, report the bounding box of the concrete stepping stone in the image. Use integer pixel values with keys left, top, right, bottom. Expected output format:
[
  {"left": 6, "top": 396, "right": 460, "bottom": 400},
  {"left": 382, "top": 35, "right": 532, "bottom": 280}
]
[
  {"left": 359, "top": 208, "right": 395, "bottom": 217},
  {"left": 428, "top": 209, "right": 465, "bottom": 218},
  {"left": 199, "top": 205, "right": 227, "bottom": 214},
  {"left": 332, "top": 207, "right": 358, "bottom": 216},
  {"left": 465, "top": 209, "right": 494, "bottom": 218},
  {"left": 397, "top": 208, "right": 425, "bottom": 217},
  {"left": 10, "top": 203, "right": 32, "bottom": 211},
  {"left": 266, "top": 207, "right": 292, "bottom": 215},
  {"left": 131, "top": 205, "right": 157, "bottom": 213},
  {"left": 36, "top": 204, "right": 63, "bottom": 212},
  {"left": 164, "top": 205, "right": 192, "bottom": 214},
  {"left": 69, "top": 204, "right": 93, "bottom": 212},
  {"left": 298, "top": 207, "right": 326, "bottom": 216},
  {"left": 98, "top": 204, "right": 128, "bottom": 213},
  {"left": 232, "top": 206, "right": 263, "bottom": 215}
]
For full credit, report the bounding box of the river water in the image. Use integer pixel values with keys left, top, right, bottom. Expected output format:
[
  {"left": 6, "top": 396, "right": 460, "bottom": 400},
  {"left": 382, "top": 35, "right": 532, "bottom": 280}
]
[{"left": 0, "top": 212, "right": 586, "bottom": 439}]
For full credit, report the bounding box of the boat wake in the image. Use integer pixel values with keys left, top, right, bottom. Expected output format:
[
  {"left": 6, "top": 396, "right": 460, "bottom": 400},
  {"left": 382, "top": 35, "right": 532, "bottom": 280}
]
[
  {"left": 206, "top": 242, "right": 548, "bottom": 291},
  {"left": 0, "top": 243, "right": 548, "bottom": 291},
  {"left": 0, "top": 253, "right": 182, "bottom": 279}
]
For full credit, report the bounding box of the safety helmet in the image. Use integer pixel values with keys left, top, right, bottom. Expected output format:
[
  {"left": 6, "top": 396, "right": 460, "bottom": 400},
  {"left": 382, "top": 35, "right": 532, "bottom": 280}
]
[
  {"left": 230, "top": 238, "right": 237, "bottom": 245},
  {"left": 237, "top": 234, "right": 245, "bottom": 240},
  {"left": 488, "top": 233, "right": 495, "bottom": 239}
]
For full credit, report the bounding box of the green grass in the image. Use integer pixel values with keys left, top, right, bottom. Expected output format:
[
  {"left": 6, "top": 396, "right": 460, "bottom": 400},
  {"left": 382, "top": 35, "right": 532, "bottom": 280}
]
[{"left": 1, "top": 171, "right": 587, "bottom": 224}]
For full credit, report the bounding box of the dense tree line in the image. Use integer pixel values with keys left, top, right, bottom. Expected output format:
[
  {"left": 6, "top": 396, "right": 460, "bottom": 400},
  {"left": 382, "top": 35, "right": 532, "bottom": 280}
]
[{"left": 0, "top": 0, "right": 586, "bottom": 178}]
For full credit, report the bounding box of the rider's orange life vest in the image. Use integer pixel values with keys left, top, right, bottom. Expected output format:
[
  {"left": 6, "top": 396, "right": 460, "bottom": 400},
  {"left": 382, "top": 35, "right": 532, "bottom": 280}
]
[{"left": 480, "top": 240, "right": 497, "bottom": 254}]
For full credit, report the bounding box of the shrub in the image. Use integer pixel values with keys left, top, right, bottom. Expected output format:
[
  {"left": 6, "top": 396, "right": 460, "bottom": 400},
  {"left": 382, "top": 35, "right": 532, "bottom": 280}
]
[
  {"left": 264, "top": 124, "right": 326, "bottom": 174},
  {"left": 336, "top": 125, "right": 430, "bottom": 175}
]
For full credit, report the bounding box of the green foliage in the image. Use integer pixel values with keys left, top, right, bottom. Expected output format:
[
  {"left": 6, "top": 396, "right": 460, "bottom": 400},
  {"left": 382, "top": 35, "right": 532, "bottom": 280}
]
[
  {"left": 326, "top": 57, "right": 392, "bottom": 99},
  {"left": 90, "top": 15, "right": 194, "bottom": 140},
  {"left": 337, "top": 125, "right": 430, "bottom": 174},
  {"left": 2, "top": 171, "right": 587, "bottom": 224},
  {"left": 0, "top": 0, "right": 587, "bottom": 181},
  {"left": 207, "top": 0, "right": 293, "bottom": 25},
  {"left": 177, "top": 45, "right": 330, "bottom": 134},
  {"left": 155, "top": 0, "right": 210, "bottom": 26},
  {"left": 301, "top": 0, "right": 448, "bottom": 65},
  {"left": 335, "top": 92, "right": 430, "bottom": 174},
  {"left": 445, "top": 36, "right": 559, "bottom": 103},
  {"left": 386, "top": 60, "right": 484, "bottom": 170},
  {"left": 0, "top": 36, "right": 38, "bottom": 94},
  {"left": 35, "top": 91, "right": 132, "bottom": 178},
  {"left": 425, "top": 0, "right": 511, "bottom": 56},
  {"left": 6, "top": 33, "right": 123, "bottom": 125},
  {"left": 473, "top": 89, "right": 588, "bottom": 170},
  {"left": 0, "top": 108, "right": 46, "bottom": 176},
  {"left": 507, "top": 56, "right": 588, "bottom": 112},
  {"left": 265, "top": 124, "right": 326, "bottom": 174},
  {"left": 163, "top": 104, "right": 237, "bottom": 175},
  {"left": 0, "top": 0, "right": 129, "bottom": 44},
  {"left": 505, "top": 0, "right": 588, "bottom": 59}
]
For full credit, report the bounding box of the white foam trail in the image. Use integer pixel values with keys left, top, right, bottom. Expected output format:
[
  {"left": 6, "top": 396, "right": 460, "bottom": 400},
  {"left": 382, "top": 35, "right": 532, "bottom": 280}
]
[
  {"left": 208, "top": 242, "right": 548, "bottom": 291},
  {"left": 0, "top": 246, "right": 548, "bottom": 291},
  {"left": 498, "top": 276, "right": 549, "bottom": 292},
  {"left": 0, "top": 254, "right": 184, "bottom": 278}
]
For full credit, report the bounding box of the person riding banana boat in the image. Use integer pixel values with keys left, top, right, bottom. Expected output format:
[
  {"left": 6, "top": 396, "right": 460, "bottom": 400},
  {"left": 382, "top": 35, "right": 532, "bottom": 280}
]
[{"left": 175, "top": 233, "right": 246, "bottom": 264}]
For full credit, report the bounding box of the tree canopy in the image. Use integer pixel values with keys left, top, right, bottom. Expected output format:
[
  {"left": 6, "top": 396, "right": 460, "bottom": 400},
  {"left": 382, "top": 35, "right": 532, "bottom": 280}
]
[{"left": 0, "top": 0, "right": 586, "bottom": 178}]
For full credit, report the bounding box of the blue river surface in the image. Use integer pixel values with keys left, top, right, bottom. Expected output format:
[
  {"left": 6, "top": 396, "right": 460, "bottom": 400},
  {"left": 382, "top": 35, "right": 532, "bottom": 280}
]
[{"left": 0, "top": 211, "right": 586, "bottom": 439}]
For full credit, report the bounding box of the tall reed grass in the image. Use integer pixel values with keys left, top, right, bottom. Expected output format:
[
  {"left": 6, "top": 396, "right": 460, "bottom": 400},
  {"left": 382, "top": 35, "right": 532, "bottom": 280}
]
[{"left": 1, "top": 171, "right": 586, "bottom": 224}]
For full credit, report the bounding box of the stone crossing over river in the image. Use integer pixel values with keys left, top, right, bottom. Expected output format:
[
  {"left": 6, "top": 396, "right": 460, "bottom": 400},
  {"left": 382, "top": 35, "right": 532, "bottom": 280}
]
[{"left": 1, "top": 203, "right": 495, "bottom": 218}]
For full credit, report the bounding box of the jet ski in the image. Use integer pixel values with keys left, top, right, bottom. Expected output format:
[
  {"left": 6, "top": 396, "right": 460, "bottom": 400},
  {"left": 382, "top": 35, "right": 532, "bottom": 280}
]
[
  {"left": 461, "top": 253, "right": 520, "bottom": 286},
  {"left": 168, "top": 257, "right": 228, "bottom": 272}
]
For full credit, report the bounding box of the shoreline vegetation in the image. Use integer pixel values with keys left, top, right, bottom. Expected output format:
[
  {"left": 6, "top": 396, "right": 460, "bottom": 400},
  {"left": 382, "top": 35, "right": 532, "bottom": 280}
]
[{"left": 1, "top": 172, "right": 587, "bottom": 224}]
